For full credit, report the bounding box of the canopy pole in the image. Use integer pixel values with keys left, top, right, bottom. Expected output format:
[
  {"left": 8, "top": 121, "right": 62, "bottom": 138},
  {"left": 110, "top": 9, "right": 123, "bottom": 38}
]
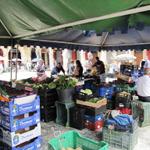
[
  {"left": 21, "top": 38, "right": 150, "bottom": 47},
  {"left": 15, "top": 44, "right": 19, "bottom": 81},
  {"left": 100, "top": 32, "right": 109, "bottom": 47},
  {"left": 0, "top": 19, "right": 12, "bottom": 37},
  {"left": 10, "top": 47, "right": 13, "bottom": 83},
  {"left": 0, "top": 36, "right": 11, "bottom": 39},
  {"left": 14, "top": 5, "right": 150, "bottom": 39},
  {"left": 10, "top": 38, "right": 15, "bottom": 85}
]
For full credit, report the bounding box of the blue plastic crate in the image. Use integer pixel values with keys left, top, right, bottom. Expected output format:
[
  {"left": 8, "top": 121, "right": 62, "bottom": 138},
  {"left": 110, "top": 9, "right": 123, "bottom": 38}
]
[
  {"left": 97, "top": 87, "right": 114, "bottom": 100},
  {"left": 0, "top": 110, "right": 40, "bottom": 132},
  {"left": 0, "top": 136, "right": 42, "bottom": 150},
  {"left": 84, "top": 114, "right": 104, "bottom": 123},
  {"left": 84, "top": 79, "right": 94, "bottom": 90},
  {"left": 75, "top": 85, "right": 84, "bottom": 93},
  {"left": 0, "top": 95, "right": 40, "bottom": 117}
]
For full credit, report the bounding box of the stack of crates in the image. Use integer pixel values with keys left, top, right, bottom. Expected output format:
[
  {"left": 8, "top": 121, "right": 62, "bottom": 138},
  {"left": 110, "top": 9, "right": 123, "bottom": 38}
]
[
  {"left": 103, "top": 128, "right": 138, "bottom": 150},
  {"left": 39, "top": 89, "right": 58, "bottom": 122},
  {"left": 0, "top": 94, "right": 41, "bottom": 149},
  {"left": 84, "top": 114, "right": 104, "bottom": 131},
  {"left": 69, "top": 106, "right": 85, "bottom": 130},
  {"left": 76, "top": 98, "right": 106, "bottom": 131}
]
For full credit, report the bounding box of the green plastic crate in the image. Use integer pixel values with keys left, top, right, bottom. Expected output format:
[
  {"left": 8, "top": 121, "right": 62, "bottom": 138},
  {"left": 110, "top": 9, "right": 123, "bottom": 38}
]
[
  {"left": 132, "top": 100, "right": 150, "bottom": 127},
  {"left": 116, "top": 84, "right": 135, "bottom": 93},
  {"left": 103, "top": 128, "right": 138, "bottom": 150},
  {"left": 48, "top": 130, "right": 108, "bottom": 150}
]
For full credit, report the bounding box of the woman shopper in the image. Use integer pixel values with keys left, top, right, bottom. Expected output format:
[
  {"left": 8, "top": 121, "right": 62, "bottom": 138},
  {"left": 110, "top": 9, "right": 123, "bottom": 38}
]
[{"left": 74, "top": 60, "right": 83, "bottom": 78}]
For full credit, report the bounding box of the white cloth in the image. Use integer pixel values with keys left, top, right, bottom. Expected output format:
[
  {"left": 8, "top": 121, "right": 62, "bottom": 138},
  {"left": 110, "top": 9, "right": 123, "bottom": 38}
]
[
  {"left": 144, "top": 60, "right": 150, "bottom": 69},
  {"left": 67, "top": 63, "right": 74, "bottom": 75},
  {"left": 136, "top": 75, "right": 150, "bottom": 97},
  {"left": 85, "top": 60, "right": 93, "bottom": 70},
  {"left": 87, "top": 52, "right": 93, "bottom": 60}
]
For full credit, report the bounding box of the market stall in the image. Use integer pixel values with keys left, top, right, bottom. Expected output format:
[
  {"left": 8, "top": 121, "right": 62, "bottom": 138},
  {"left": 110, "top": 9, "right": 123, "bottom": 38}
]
[{"left": 0, "top": 1, "right": 150, "bottom": 150}]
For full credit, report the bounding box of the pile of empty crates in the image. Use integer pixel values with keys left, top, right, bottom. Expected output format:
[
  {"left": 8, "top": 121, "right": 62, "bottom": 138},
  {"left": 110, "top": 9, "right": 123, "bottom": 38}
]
[
  {"left": 0, "top": 86, "right": 41, "bottom": 150},
  {"left": 39, "top": 89, "right": 58, "bottom": 122}
]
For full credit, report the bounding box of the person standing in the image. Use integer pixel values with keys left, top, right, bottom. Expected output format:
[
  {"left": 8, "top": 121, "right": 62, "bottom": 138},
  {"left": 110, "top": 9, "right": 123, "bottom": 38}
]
[
  {"left": 36, "top": 59, "right": 46, "bottom": 77},
  {"left": 74, "top": 60, "right": 83, "bottom": 78},
  {"left": 136, "top": 60, "right": 150, "bottom": 102},
  {"left": 92, "top": 57, "right": 105, "bottom": 82}
]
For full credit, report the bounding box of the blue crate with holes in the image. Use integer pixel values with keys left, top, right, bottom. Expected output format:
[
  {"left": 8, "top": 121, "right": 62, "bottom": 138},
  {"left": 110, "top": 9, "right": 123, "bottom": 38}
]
[
  {"left": 84, "top": 114, "right": 104, "bottom": 123},
  {"left": 84, "top": 79, "right": 94, "bottom": 90},
  {"left": 97, "top": 87, "right": 115, "bottom": 100},
  {"left": 0, "top": 110, "right": 40, "bottom": 132},
  {"left": 0, "top": 95, "right": 40, "bottom": 117}
]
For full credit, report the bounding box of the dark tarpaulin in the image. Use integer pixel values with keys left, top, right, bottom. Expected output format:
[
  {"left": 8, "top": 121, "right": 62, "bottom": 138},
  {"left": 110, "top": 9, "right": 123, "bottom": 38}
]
[{"left": 0, "top": 0, "right": 149, "bottom": 49}]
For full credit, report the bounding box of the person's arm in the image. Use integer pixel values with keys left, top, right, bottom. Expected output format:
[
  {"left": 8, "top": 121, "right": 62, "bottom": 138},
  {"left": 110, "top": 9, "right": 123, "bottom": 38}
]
[
  {"left": 92, "top": 62, "right": 96, "bottom": 67},
  {"left": 61, "top": 66, "right": 65, "bottom": 74},
  {"left": 73, "top": 67, "right": 78, "bottom": 76}
]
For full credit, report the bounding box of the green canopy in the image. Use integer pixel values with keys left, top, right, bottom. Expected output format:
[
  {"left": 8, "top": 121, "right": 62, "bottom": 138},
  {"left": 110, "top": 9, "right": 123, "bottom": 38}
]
[{"left": 0, "top": 0, "right": 149, "bottom": 39}]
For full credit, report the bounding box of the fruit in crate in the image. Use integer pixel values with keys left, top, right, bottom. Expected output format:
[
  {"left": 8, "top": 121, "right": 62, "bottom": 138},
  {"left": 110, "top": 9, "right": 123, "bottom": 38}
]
[
  {"left": 80, "top": 89, "right": 92, "bottom": 95},
  {"left": 88, "top": 97, "right": 99, "bottom": 103},
  {"left": 118, "top": 91, "right": 130, "bottom": 97}
]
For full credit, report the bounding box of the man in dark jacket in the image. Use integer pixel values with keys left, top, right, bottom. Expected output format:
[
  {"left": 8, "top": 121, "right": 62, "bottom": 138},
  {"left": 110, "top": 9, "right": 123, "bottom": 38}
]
[
  {"left": 51, "top": 62, "right": 65, "bottom": 75},
  {"left": 93, "top": 57, "right": 105, "bottom": 75},
  {"left": 93, "top": 57, "right": 105, "bottom": 82}
]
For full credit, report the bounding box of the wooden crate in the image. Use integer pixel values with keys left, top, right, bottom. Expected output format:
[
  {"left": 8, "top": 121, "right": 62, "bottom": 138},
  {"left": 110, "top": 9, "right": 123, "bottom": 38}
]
[{"left": 76, "top": 98, "right": 107, "bottom": 108}]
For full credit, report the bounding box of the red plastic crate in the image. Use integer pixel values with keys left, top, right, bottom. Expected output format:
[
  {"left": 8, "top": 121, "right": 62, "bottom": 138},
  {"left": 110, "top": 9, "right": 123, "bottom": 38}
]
[
  {"left": 85, "top": 120, "right": 104, "bottom": 131},
  {"left": 117, "top": 107, "right": 132, "bottom": 115}
]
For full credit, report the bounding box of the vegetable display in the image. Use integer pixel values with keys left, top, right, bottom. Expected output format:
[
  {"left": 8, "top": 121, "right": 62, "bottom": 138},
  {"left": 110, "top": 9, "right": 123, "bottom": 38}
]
[
  {"left": 80, "top": 89, "right": 92, "bottom": 95},
  {"left": 88, "top": 97, "right": 100, "bottom": 103},
  {"left": 54, "top": 76, "right": 78, "bottom": 90}
]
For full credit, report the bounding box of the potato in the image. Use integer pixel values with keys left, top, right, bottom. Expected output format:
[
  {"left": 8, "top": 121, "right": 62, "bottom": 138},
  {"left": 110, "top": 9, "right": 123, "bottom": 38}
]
[
  {"left": 66, "top": 148, "right": 74, "bottom": 150},
  {"left": 76, "top": 147, "right": 83, "bottom": 150}
]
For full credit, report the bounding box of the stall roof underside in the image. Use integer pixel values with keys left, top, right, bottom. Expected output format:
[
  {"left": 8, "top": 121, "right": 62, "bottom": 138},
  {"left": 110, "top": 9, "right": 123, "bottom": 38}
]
[{"left": 0, "top": 0, "right": 150, "bottom": 49}]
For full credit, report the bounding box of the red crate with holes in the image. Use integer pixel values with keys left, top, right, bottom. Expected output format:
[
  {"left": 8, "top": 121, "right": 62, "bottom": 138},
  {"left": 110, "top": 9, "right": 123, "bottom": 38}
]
[{"left": 85, "top": 120, "right": 104, "bottom": 131}]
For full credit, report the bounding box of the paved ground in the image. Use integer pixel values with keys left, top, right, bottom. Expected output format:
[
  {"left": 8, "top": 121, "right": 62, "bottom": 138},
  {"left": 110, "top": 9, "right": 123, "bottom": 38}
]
[
  {"left": 41, "top": 121, "right": 150, "bottom": 150},
  {"left": 0, "top": 70, "right": 50, "bottom": 81}
]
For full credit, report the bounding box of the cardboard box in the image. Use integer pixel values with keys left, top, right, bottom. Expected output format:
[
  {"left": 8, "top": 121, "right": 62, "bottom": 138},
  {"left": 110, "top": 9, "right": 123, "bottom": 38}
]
[
  {"left": 0, "top": 95, "right": 40, "bottom": 116},
  {"left": 0, "top": 110, "right": 40, "bottom": 132},
  {"left": 0, "top": 123, "right": 41, "bottom": 147},
  {"left": 76, "top": 98, "right": 107, "bottom": 108},
  {"left": 0, "top": 136, "right": 41, "bottom": 150}
]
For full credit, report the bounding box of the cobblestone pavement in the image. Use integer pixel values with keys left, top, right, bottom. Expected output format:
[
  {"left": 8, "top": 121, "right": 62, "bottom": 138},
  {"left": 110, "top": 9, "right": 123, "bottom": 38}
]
[{"left": 41, "top": 122, "right": 150, "bottom": 150}]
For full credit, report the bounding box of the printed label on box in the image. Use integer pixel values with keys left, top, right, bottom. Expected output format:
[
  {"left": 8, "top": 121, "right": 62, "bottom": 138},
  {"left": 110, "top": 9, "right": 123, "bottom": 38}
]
[{"left": 0, "top": 123, "right": 41, "bottom": 147}]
